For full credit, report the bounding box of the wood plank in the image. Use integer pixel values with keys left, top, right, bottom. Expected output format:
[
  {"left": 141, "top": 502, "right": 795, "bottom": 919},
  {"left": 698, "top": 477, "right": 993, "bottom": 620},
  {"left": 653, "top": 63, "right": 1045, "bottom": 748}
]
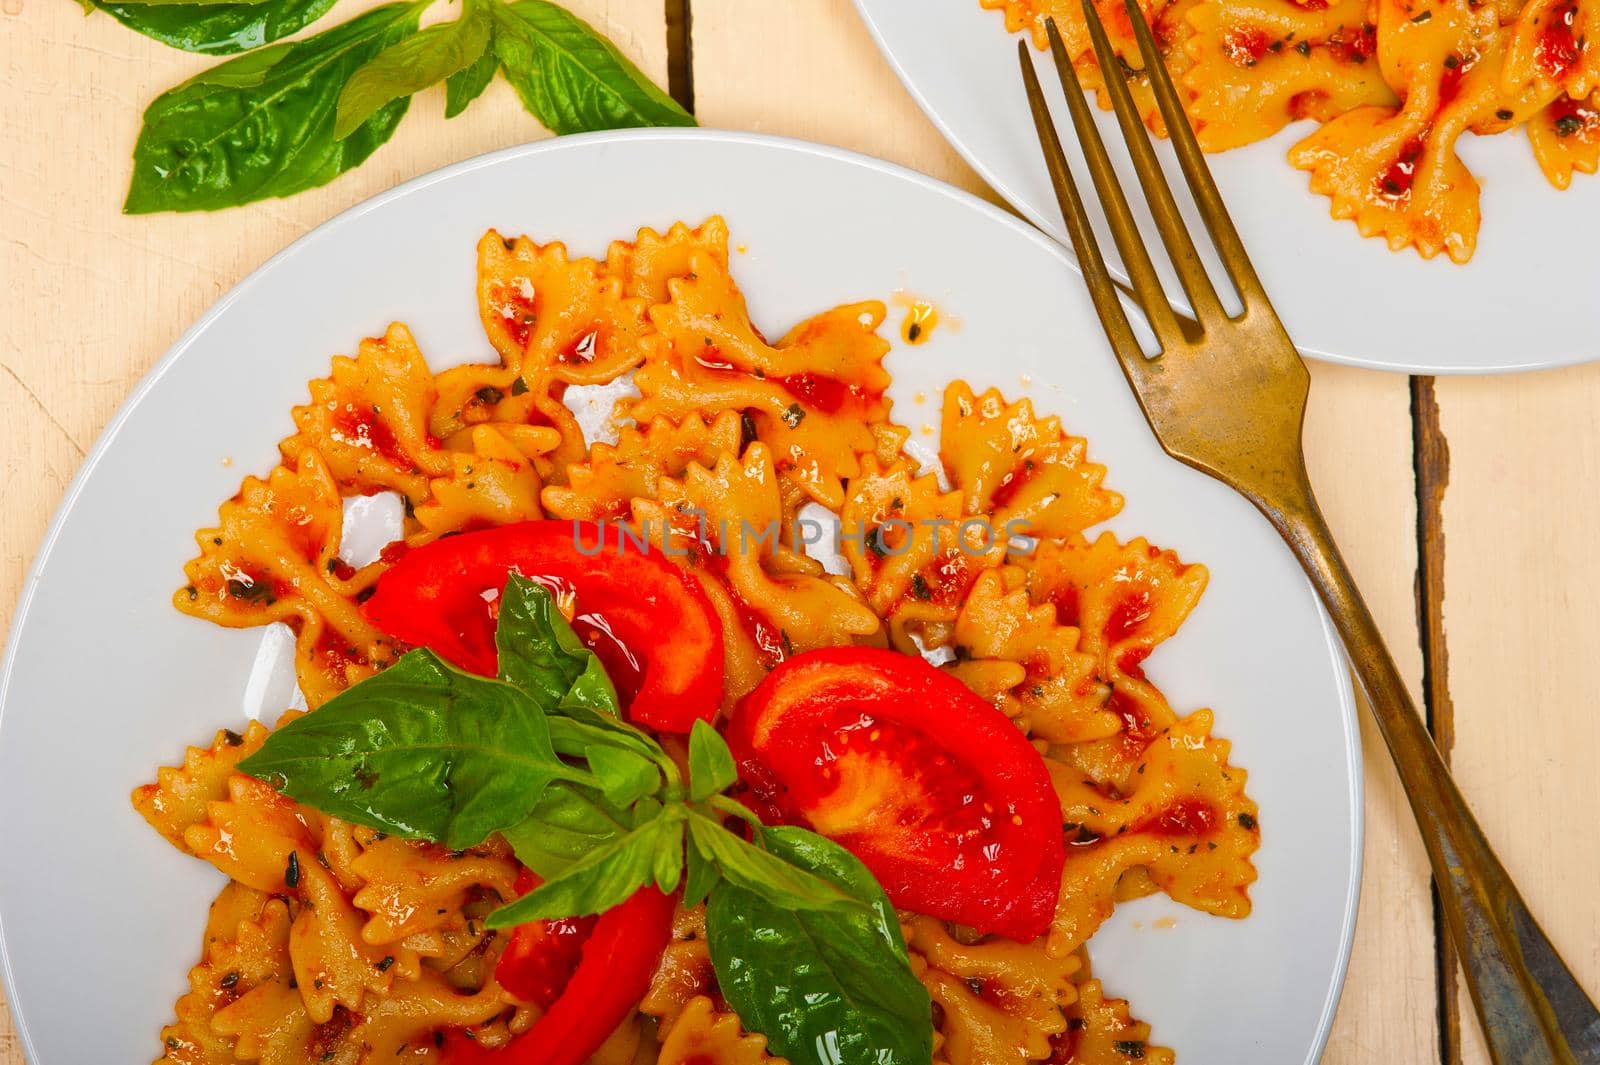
[
  {"left": 692, "top": 3, "right": 1439, "bottom": 1061},
  {"left": 0, "top": 0, "right": 668, "bottom": 1058},
  {"left": 1433, "top": 366, "right": 1600, "bottom": 1064}
]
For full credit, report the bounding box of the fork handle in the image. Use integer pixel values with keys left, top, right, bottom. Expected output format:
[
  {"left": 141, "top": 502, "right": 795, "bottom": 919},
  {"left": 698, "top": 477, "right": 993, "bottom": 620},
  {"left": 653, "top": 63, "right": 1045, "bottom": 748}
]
[{"left": 1267, "top": 472, "right": 1600, "bottom": 1065}]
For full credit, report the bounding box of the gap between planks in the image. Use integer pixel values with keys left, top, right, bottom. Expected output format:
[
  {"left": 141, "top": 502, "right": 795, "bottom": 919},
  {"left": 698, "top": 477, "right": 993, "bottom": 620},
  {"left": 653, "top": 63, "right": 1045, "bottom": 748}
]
[
  {"left": 665, "top": 0, "right": 695, "bottom": 115},
  {"left": 1411, "top": 375, "right": 1462, "bottom": 1065}
]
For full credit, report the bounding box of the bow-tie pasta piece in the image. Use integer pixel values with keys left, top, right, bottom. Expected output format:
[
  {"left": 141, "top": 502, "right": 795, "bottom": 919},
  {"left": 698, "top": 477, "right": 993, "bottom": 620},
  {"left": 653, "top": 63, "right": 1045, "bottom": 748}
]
[
  {"left": 349, "top": 836, "right": 519, "bottom": 944},
  {"left": 282, "top": 323, "right": 451, "bottom": 502},
  {"left": 161, "top": 888, "right": 308, "bottom": 1065},
  {"left": 1288, "top": 0, "right": 1533, "bottom": 261},
  {"left": 642, "top": 905, "right": 717, "bottom": 1037},
  {"left": 1528, "top": 92, "right": 1600, "bottom": 185},
  {"left": 947, "top": 567, "right": 1115, "bottom": 744},
  {"left": 183, "top": 773, "right": 318, "bottom": 893},
  {"left": 607, "top": 217, "right": 732, "bottom": 303},
  {"left": 176, "top": 451, "right": 397, "bottom": 707},
  {"left": 289, "top": 857, "right": 412, "bottom": 1024},
  {"left": 649, "top": 444, "right": 881, "bottom": 658},
  {"left": 477, "top": 232, "right": 653, "bottom": 387},
  {"left": 410, "top": 424, "right": 560, "bottom": 542},
  {"left": 543, "top": 411, "right": 744, "bottom": 521},
  {"left": 839, "top": 453, "right": 1005, "bottom": 653},
  {"left": 1045, "top": 710, "right": 1259, "bottom": 956},
  {"left": 1025, "top": 533, "right": 1207, "bottom": 775},
  {"left": 631, "top": 251, "right": 891, "bottom": 509},
  {"left": 1183, "top": 0, "right": 1396, "bottom": 150},
  {"left": 909, "top": 916, "right": 1082, "bottom": 1064},
  {"left": 132, "top": 723, "right": 270, "bottom": 851},
  {"left": 991, "top": 0, "right": 1199, "bottom": 134},
  {"left": 941, "top": 383, "right": 1122, "bottom": 541},
  {"left": 1504, "top": 0, "right": 1600, "bottom": 104},
  {"left": 1056, "top": 979, "right": 1176, "bottom": 1065},
  {"left": 658, "top": 996, "right": 784, "bottom": 1065}
]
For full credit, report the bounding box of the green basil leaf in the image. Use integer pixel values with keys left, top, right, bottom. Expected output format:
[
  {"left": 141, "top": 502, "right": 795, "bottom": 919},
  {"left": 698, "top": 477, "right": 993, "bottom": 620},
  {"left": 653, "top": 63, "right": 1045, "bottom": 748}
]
[
  {"left": 237, "top": 648, "right": 568, "bottom": 848},
  {"left": 334, "top": 0, "right": 491, "bottom": 138},
  {"left": 687, "top": 720, "right": 736, "bottom": 801},
  {"left": 97, "top": 0, "right": 336, "bottom": 56},
  {"left": 487, "top": 806, "right": 683, "bottom": 927},
  {"left": 124, "top": 0, "right": 424, "bottom": 214},
  {"left": 706, "top": 827, "right": 932, "bottom": 1065},
  {"left": 685, "top": 812, "right": 863, "bottom": 914},
  {"left": 496, "top": 574, "right": 619, "bottom": 714},
  {"left": 489, "top": 0, "right": 694, "bottom": 135},
  {"left": 682, "top": 841, "right": 719, "bottom": 908},
  {"left": 588, "top": 745, "right": 661, "bottom": 808},
  {"left": 501, "top": 783, "right": 629, "bottom": 878},
  {"left": 445, "top": 38, "right": 498, "bottom": 117}
]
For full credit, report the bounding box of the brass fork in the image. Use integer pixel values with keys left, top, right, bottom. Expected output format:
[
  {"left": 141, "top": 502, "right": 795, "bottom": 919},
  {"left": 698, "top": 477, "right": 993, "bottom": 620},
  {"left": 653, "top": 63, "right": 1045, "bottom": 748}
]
[{"left": 1019, "top": 8, "right": 1600, "bottom": 1063}]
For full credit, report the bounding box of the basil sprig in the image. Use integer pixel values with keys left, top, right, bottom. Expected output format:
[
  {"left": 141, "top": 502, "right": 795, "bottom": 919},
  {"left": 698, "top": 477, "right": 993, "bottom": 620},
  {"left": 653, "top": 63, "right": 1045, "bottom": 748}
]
[
  {"left": 124, "top": 1, "right": 427, "bottom": 214},
  {"left": 238, "top": 573, "right": 931, "bottom": 1057},
  {"left": 111, "top": 0, "right": 692, "bottom": 213}
]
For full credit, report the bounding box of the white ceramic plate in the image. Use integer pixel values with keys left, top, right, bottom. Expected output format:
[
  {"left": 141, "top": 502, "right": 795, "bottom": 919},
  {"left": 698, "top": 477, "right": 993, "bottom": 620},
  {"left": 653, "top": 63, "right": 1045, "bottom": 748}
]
[
  {"left": 854, "top": 0, "right": 1600, "bottom": 373},
  {"left": 0, "top": 130, "right": 1359, "bottom": 1065}
]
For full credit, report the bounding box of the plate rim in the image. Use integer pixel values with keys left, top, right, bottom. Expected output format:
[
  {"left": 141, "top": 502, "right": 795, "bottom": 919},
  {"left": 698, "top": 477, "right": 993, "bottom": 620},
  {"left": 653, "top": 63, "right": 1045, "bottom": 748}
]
[
  {"left": 0, "top": 127, "right": 1364, "bottom": 1065},
  {"left": 849, "top": 0, "right": 1597, "bottom": 375}
]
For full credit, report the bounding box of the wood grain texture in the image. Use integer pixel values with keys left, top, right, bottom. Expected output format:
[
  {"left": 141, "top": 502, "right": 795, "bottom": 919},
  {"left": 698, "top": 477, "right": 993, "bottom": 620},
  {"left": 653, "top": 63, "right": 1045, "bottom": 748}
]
[
  {"left": 0, "top": 0, "right": 666, "bottom": 1060},
  {"left": 692, "top": 2, "right": 1439, "bottom": 1061},
  {"left": 1434, "top": 366, "right": 1600, "bottom": 1065}
]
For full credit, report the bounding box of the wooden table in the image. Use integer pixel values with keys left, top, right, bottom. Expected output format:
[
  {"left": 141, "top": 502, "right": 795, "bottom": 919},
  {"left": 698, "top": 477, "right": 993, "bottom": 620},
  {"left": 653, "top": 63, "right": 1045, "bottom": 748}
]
[{"left": 0, "top": 1, "right": 1595, "bottom": 1062}]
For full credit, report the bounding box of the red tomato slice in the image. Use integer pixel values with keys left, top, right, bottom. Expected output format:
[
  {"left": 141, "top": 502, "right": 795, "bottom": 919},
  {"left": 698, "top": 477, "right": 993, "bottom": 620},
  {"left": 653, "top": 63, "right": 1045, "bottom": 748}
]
[
  {"left": 729, "top": 646, "right": 1064, "bottom": 942},
  {"left": 445, "top": 886, "right": 675, "bottom": 1065},
  {"left": 493, "top": 870, "right": 597, "bottom": 1008},
  {"left": 362, "top": 520, "right": 723, "bottom": 732}
]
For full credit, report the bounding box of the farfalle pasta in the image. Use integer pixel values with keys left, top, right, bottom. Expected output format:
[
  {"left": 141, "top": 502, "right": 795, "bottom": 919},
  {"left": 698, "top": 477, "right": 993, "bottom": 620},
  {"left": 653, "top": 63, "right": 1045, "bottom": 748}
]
[
  {"left": 143, "top": 218, "right": 1257, "bottom": 1063},
  {"left": 987, "top": 0, "right": 1599, "bottom": 260}
]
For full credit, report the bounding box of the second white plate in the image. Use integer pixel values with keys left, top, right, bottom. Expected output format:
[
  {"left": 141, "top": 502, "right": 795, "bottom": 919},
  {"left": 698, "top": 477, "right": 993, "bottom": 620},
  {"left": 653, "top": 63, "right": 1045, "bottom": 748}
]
[{"left": 855, "top": 0, "right": 1600, "bottom": 372}]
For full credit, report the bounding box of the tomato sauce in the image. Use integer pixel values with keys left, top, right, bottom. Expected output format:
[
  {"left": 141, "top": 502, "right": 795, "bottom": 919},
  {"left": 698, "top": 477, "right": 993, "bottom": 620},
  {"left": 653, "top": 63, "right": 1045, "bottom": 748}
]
[
  {"left": 1326, "top": 22, "right": 1377, "bottom": 64},
  {"left": 331, "top": 405, "right": 412, "bottom": 469},
  {"left": 1536, "top": 1, "right": 1581, "bottom": 82},
  {"left": 1141, "top": 796, "right": 1220, "bottom": 837},
  {"left": 1104, "top": 588, "right": 1154, "bottom": 645},
  {"left": 1222, "top": 24, "right": 1272, "bottom": 66},
  {"left": 559, "top": 327, "right": 601, "bottom": 365},
  {"left": 496, "top": 278, "right": 539, "bottom": 348},
  {"left": 1375, "top": 137, "right": 1424, "bottom": 200}
]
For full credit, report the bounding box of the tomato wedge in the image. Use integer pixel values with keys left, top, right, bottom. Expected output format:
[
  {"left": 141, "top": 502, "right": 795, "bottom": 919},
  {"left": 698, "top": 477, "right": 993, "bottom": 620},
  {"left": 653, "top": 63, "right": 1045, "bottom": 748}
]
[
  {"left": 493, "top": 870, "right": 597, "bottom": 1007},
  {"left": 444, "top": 885, "right": 675, "bottom": 1065},
  {"left": 729, "top": 646, "right": 1064, "bottom": 941},
  {"left": 363, "top": 520, "right": 723, "bottom": 732}
]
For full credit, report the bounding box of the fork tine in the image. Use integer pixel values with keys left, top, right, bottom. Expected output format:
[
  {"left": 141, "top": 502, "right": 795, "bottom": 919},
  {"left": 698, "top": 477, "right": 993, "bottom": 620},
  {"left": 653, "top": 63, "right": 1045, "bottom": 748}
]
[
  {"left": 1118, "top": 0, "right": 1269, "bottom": 310},
  {"left": 1037, "top": 19, "right": 1184, "bottom": 353},
  {"left": 1017, "top": 41, "right": 1152, "bottom": 386},
  {"left": 1076, "top": 2, "right": 1228, "bottom": 325}
]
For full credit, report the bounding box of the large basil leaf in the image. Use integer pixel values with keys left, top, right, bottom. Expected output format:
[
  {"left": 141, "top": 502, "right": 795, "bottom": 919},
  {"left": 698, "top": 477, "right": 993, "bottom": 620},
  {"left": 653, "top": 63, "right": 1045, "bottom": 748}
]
[
  {"left": 487, "top": 805, "right": 683, "bottom": 927},
  {"left": 237, "top": 649, "right": 570, "bottom": 848},
  {"left": 502, "top": 782, "right": 629, "bottom": 878},
  {"left": 124, "top": 0, "right": 424, "bottom": 214},
  {"left": 334, "top": 0, "right": 491, "bottom": 138},
  {"left": 98, "top": 0, "right": 337, "bottom": 56},
  {"left": 489, "top": 0, "right": 693, "bottom": 135},
  {"left": 706, "top": 827, "right": 933, "bottom": 1065}
]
